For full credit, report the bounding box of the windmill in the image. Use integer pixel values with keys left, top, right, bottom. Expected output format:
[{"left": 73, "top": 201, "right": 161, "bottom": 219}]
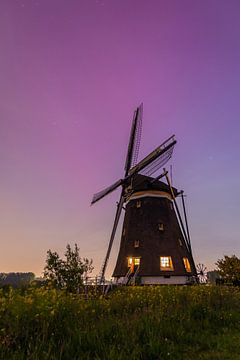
[
  {"left": 196, "top": 263, "right": 208, "bottom": 283},
  {"left": 91, "top": 104, "right": 197, "bottom": 285}
]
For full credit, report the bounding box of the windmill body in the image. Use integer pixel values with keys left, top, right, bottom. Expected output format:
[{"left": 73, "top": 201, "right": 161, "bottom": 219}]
[
  {"left": 113, "top": 174, "right": 197, "bottom": 285},
  {"left": 91, "top": 104, "right": 197, "bottom": 285}
]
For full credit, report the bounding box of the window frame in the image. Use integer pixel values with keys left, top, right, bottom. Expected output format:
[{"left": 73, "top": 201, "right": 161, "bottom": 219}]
[
  {"left": 160, "top": 256, "right": 174, "bottom": 271},
  {"left": 128, "top": 257, "right": 141, "bottom": 267},
  {"left": 134, "top": 240, "right": 140, "bottom": 248},
  {"left": 158, "top": 223, "right": 164, "bottom": 231},
  {"left": 136, "top": 200, "right": 141, "bottom": 208},
  {"left": 183, "top": 257, "right": 191, "bottom": 272},
  {"left": 128, "top": 257, "right": 133, "bottom": 267},
  {"left": 134, "top": 258, "right": 140, "bottom": 266}
]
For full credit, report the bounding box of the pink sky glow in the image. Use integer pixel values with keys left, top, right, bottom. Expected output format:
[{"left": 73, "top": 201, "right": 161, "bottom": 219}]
[{"left": 1, "top": 0, "right": 240, "bottom": 278}]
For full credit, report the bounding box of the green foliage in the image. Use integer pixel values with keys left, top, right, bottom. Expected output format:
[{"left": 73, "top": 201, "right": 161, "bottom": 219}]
[
  {"left": 216, "top": 255, "right": 240, "bottom": 284},
  {"left": 44, "top": 244, "right": 93, "bottom": 292},
  {"left": 0, "top": 286, "right": 240, "bottom": 359}
]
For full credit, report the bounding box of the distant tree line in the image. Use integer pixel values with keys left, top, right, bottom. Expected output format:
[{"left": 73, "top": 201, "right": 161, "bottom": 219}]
[
  {"left": 0, "top": 272, "right": 35, "bottom": 288},
  {"left": 1, "top": 250, "right": 239, "bottom": 290},
  {"left": 0, "top": 244, "right": 93, "bottom": 293}
]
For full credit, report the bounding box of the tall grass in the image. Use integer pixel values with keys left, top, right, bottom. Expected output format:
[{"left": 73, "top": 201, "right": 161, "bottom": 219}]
[{"left": 0, "top": 286, "right": 240, "bottom": 359}]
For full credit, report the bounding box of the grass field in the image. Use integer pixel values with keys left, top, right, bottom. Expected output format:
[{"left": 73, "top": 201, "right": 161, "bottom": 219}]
[{"left": 0, "top": 285, "right": 240, "bottom": 359}]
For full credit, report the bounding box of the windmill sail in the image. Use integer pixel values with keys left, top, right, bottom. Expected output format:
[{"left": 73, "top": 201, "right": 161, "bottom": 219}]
[
  {"left": 92, "top": 104, "right": 143, "bottom": 206},
  {"left": 124, "top": 103, "right": 143, "bottom": 175},
  {"left": 129, "top": 135, "right": 176, "bottom": 176},
  {"left": 91, "top": 136, "right": 176, "bottom": 205},
  {"left": 130, "top": 103, "right": 143, "bottom": 169},
  {"left": 95, "top": 104, "right": 143, "bottom": 281},
  {"left": 91, "top": 179, "right": 123, "bottom": 205},
  {"left": 140, "top": 144, "right": 174, "bottom": 176}
]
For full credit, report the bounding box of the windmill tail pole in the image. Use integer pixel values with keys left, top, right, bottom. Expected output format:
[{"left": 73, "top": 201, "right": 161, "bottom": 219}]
[
  {"left": 179, "top": 191, "right": 198, "bottom": 279},
  {"left": 180, "top": 191, "right": 191, "bottom": 250},
  {"left": 99, "top": 195, "right": 125, "bottom": 284},
  {"left": 164, "top": 170, "right": 198, "bottom": 281},
  {"left": 163, "top": 169, "right": 191, "bottom": 253}
]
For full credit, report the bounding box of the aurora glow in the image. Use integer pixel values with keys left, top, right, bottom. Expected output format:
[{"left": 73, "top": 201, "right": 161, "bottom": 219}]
[{"left": 1, "top": 0, "right": 240, "bottom": 278}]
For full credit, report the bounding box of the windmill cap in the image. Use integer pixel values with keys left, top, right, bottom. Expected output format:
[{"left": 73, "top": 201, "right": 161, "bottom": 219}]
[{"left": 130, "top": 174, "right": 178, "bottom": 197}]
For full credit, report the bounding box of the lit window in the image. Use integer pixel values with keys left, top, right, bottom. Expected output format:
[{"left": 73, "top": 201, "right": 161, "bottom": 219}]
[
  {"left": 160, "top": 256, "right": 174, "bottom": 271},
  {"left": 134, "top": 240, "right": 139, "bottom": 248},
  {"left": 134, "top": 258, "right": 140, "bottom": 266},
  {"left": 183, "top": 258, "right": 191, "bottom": 272},
  {"left": 123, "top": 228, "right": 126, "bottom": 236},
  {"left": 128, "top": 257, "right": 133, "bottom": 267},
  {"left": 128, "top": 257, "right": 140, "bottom": 267},
  {"left": 178, "top": 238, "right": 183, "bottom": 246},
  {"left": 158, "top": 223, "right": 164, "bottom": 231},
  {"left": 136, "top": 200, "right": 141, "bottom": 208}
]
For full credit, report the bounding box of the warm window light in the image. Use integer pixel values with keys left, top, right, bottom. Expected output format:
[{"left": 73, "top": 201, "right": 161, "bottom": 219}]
[
  {"left": 134, "top": 258, "right": 140, "bottom": 266},
  {"left": 128, "top": 257, "right": 133, "bottom": 266},
  {"left": 128, "top": 257, "right": 140, "bottom": 267},
  {"left": 183, "top": 257, "right": 191, "bottom": 272},
  {"left": 160, "top": 256, "right": 174, "bottom": 271}
]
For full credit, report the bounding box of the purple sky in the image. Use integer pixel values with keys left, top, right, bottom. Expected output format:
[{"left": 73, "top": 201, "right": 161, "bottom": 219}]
[{"left": 1, "top": 0, "right": 240, "bottom": 278}]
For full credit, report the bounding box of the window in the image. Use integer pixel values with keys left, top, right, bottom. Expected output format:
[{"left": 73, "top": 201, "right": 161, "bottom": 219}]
[
  {"left": 128, "top": 257, "right": 133, "bottom": 273},
  {"left": 178, "top": 238, "right": 183, "bottom": 246},
  {"left": 160, "top": 256, "right": 174, "bottom": 271},
  {"left": 128, "top": 257, "right": 140, "bottom": 267},
  {"left": 128, "top": 257, "right": 133, "bottom": 267},
  {"left": 134, "top": 240, "right": 139, "bottom": 248},
  {"left": 158, "top": 223, "right": 164, "bottom": 231},
  {"left": 170, "top": 202, "right": 173, "bottom": 210},
  {"left": 183, "top": 258, "right": 191, "bottom": 272},
  {"left": 136, "top": 200, "right": 141, "bottom": 208},
  {"left": 122, "top": 228, "right": 126, "bottom": 236},
  {"left": 134, "top": 258, "right": 140, "bottom": 266}
]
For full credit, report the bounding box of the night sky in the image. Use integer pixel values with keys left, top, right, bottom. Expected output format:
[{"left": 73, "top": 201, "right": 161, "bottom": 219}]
[{"left": 1, "top": 0, "right": 240, "bottom": 278}]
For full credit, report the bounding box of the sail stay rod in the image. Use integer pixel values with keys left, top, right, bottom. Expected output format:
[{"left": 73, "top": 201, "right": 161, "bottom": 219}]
[
  {"left": 163, "top": 169, "right": 191, "bottom": 253},
  {"left": 99, "top": 193, "right": 125, "bottom": 283},
  {"left": 180, "top": 191, "right": 191, "bottom": 251}
]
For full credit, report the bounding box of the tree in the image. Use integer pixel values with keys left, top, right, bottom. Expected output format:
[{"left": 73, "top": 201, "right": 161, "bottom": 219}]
[
  {"left": 215, "top": 255, "right": 240, "bottom": 284},
  {"left": 44, "top": 244, "right": 93, "bottom": 292}
]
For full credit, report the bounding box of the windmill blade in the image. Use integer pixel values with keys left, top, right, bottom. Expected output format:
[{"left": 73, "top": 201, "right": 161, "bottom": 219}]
[
  {"left": 92, "top": 136, "right": 176, "bottom": 205},
  {"left": 196, "top": 263, "right": 208, "bottom": 283},
  {"left": 129, "top": 135, "right": 176, "bottom": 176},
  {"left": 131, "top": 103, "right": 143, "bottom": 169},
  {"left": 140, "top": 145, "right": 174, "bottom": 176},
  {"left": 91, "top": 179, "right": 123, "bottom": 205},
  {"left": 99, "top": 194, "right": 125, "bottom": 283},
  {"left": 124, "top": 103, "right": 143, "bottom": 176}
]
